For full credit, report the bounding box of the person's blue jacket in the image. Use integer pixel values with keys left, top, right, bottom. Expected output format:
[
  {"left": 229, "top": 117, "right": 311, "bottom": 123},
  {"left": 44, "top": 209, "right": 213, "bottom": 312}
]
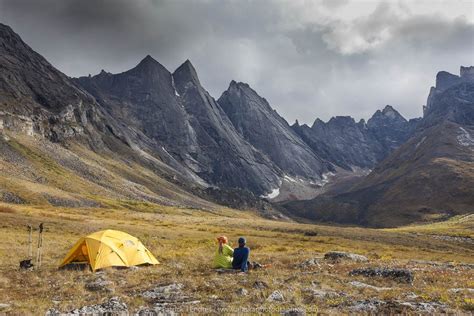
[{"left": 232, "top": 246, "right": 250, "bottom": 272}]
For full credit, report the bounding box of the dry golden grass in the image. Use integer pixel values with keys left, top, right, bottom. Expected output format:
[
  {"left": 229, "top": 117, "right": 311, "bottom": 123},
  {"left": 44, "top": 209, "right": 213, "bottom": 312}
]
[{"left": 0, "top": 202, "right": 472, "bottom": 314}]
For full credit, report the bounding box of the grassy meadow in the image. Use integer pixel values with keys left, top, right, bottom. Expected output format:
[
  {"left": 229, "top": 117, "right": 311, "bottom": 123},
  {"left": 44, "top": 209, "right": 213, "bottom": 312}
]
[{"left": 0, "top": 202, "right": 473, "bottom": 314}]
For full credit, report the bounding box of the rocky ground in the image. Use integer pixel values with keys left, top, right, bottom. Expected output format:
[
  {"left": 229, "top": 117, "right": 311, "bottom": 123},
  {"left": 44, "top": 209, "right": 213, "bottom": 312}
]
[{"left": 36, "top": 252, "right": 472, "bottom": 315}]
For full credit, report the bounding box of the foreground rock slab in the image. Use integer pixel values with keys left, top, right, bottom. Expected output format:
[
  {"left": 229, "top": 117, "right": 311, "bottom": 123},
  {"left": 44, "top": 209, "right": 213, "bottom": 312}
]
[
  {"left": 47, "top": 297, "right": 128, "bottom": 315},
  {"left": 350, "top": 267, "right": 414, "bottom": 283},
  {"left": 347, "top": 299, "right": 450, "bottom": 314},
  {"left": 267, "top": 291, "right": 285, "bottom": 302},
  {"left": 324, "top": 251, "right": 368, "bottom": 262}
]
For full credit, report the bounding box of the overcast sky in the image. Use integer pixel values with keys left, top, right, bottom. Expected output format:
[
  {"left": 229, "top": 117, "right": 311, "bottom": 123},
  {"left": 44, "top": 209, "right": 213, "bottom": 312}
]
[{"left": 1, "top": 0, "right": 473, "bottom": 124}]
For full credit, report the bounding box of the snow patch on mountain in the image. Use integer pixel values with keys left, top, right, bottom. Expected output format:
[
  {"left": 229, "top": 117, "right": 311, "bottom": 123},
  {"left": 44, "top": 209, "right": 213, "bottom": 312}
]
[
  {"left": 415, "top": 136, "right": 427, "bottom": 149},
  {"left": 261, "top": 188, "right": 280, "bottom": 199},
  {"left": 171, "top": 76, "right": 180, "bottom": 97},
  {"left": 457, "top": 127, "right": 474, "bottom": 148},
  {"left": 284, "top": 175, "right": 298, "bottom": 183}
]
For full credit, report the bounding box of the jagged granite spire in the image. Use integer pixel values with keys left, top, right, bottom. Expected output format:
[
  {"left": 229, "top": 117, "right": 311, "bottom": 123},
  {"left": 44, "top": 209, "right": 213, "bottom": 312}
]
[
  {"left": 219, "top": 80, "right": 329, "bottom": 180},
  {"left": 173, "top": 59, "right": 201, "bottom": 86}
]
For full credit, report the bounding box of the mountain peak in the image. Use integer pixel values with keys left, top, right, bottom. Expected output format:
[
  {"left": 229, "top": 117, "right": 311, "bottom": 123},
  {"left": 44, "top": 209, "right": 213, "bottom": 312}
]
[
  {"left": 381, "top": 105, "right": 399, "bottom": 117},
  {"left": 137, "top": 54, "right": 159, "bottom": 67},
  {"left": 129, "top": 54, "right": 171, "bottom": 77},
  {"left": 436, "top": 71, "right": 461, "bottom": 90},
  {"left": 460, "top": 66, "right": 474, "bottom": 81},
  {"left": 368, "top": 105, "right": 406, "bottom": 126},
  {"left": 311, "top": 118, "right": 325, "bottom": 129},
  {"left": 173, "top": 59, "right": 200, "bottom": 85}
]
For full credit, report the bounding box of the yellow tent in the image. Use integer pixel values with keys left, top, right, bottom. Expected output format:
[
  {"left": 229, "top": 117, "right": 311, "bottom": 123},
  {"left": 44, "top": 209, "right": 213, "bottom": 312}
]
[{"left": 59, "top": 230, "right": 159, "bottom": 271}]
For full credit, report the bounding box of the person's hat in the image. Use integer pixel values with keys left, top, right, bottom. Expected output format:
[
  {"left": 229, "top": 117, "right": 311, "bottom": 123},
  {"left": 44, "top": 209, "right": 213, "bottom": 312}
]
[{"left": 217, "top": 236, "right": 228, "bottom": 244}]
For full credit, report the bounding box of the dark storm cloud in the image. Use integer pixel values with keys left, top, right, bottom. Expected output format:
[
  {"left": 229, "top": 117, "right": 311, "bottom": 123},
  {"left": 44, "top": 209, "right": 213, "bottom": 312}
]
[{"left": 0, "top": 0, "right": 473, "bottom": 123}]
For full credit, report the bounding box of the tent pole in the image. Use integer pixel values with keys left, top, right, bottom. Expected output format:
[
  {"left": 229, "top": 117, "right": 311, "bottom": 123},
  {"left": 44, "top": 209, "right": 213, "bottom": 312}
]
[
  {"left": 36, "top": 223, "right": 44, "bottom": 269},
  {"left": 27, "top": 225, "right": 32, "bottom": 259}
]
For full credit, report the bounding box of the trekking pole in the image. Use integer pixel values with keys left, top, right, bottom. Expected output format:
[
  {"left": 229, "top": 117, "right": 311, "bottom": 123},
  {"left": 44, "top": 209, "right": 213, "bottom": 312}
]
[
  {"left": 27, "top": 225, "right": 32, "bottom": 259},
  {"left": 36, "top": 223, "right": 44, "bottom": 269}
]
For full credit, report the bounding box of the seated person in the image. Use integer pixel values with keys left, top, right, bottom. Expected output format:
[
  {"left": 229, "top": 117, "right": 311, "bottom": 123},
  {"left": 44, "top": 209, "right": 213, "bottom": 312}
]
[
  {"left": 232, "top": 237, "right": 250, "bottom": 272},
  {"left": 213, "top": 236, "right": 234, "bottom": 269}
]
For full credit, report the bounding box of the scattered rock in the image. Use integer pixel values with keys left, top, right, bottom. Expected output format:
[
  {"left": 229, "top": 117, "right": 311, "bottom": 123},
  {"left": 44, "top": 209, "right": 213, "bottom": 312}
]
[
  {"left": 349, "top": 281, "right": 392, "bottom": 291},
  {"left": 140, "top": 283, "right": 197, "bottom": 305},
  {"left": 85, "top": 277, "right": 114, "bottom": 292},
  {"left": 349, "top": 299, "right": 386, "bottom": 312},
  {"left": 215, "top": 268, "right": 236, "bottom": 274},
  {"left": 267, "top": 291, "right": 284, "bottom": 302},
  {"left": 298, "top": 258, "right": 321, "bottom": 268},
  {"left": 253, "top": 280, "right": 269, "bottom": 289},
  {"left": 397, "top": 301, "right": 449, "bottom": 313},
  {"left": 0, "top": 303, "right": 11, "bottom": 310},
  {"left": 431, "top": 235, "right": 474, "bottom": 244},
  {"left": 448, "top": 288, "right": 474, "bottom": 294},
  {"left": 303, "top": 231, "right": 318, "bottom": 237},
  {"left": 236, "top": 288, "right": 248, "bottom": 296},
  {"left": 324, "top": 251, "right": 368, "bottom": 263},
  {"left": 303, "top": 288, "right": 341, "bottom": 299},
  {"left": 251, "top": 262, "right": 263, "bottom": 269},
  {"left": 68, "top": 297, "right": 128, "bottom": 315},
  {"left": 45, "top": 308, "right": 61, "bottom": 316},
  {"left": 347, "top": 299, "right": 449, "bottom": 313},
  {"left": 135, "top": 306, "right": 176, "bottom": 316},
  {"left": 404, "top": 292, "right": 419, "bottom": 300},
  {"left": 349, "top": 267, "right": 414, "bottom": 283},
  {"left": 281, "top": 307, "right": 306, "bottom": 315},
  {"left": 141, "top": 283, "right": 184, "bottom": 301}
]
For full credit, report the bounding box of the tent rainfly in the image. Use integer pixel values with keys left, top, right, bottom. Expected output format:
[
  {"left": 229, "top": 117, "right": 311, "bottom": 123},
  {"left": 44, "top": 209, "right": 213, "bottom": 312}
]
[{"left": 59, "top": 230, "right": 159, "bottom": 271}]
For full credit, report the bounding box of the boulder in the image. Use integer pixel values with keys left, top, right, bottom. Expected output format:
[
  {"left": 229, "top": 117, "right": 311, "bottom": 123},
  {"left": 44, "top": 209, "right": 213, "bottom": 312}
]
[
  {"left": 69, "top": 297, "right": 128, "bottom": 315},
  {"left": 298, "top": 258, "right": 321, "bottom": 268},
  {"left": 236, "top": 288, "right": 248, "bottom": 296},
  {"left": 267, "top": 291, "right": 284, "bottom": 302},
  {"left": 0, "top": 303, "right": 11, "bottom": 310},
  {"left": 349, "top": 268, "right": 414, "bottom": 283},
  {"left": 253, "top": 280, "right": 269, "bottom": 289},
  {"left": 85, "top": 277, "right": 114, "bottom": 292},
  {"left": 281, "top": 307, "right": 305, "bottom": 316},
  {"left": 349, "top": 281, "right": 392, "bottom": 291},
  {"left": 324, "top": 251, "right": 368, "bottom": 262},
  {"left": 303, "top": 288, "right": 341, "bottom": 300},
  {"left": 140, "top": 283, "right": 197, "bottom": 305}
]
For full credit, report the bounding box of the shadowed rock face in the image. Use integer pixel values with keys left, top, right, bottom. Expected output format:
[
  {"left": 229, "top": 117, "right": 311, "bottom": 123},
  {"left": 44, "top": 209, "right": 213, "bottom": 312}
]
[
  {"left": 78, "top": 58, "right": 282, "bottom": 194},
  {"left": 292, "top": 106, "right": 419, "bottom": 170},
  {"left": 171, "top": 61, "right": 281, "bottom": 194},
  {"left": 0, "top": 23, "right": 217, "bottom": 202},
  {"left": 0, "top": 23, "right": 106, "bottom": 143},
  {"left": 218, "top": 81, "right": 329, "bottom": 180}
]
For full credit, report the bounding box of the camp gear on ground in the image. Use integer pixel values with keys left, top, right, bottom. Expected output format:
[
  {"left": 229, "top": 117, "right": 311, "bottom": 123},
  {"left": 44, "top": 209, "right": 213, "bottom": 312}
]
[
  {"left": 59, "top": 230, "right": 159, "bottom": 271},
  {"left": 232, "top": 246, "right": 250, "bottom": 272},
  {"left": 19, "top": 259, "right": 33, "bottom": 270},
  {"left": 213, "top": 243, "right": 234, "bottom": 269}
]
